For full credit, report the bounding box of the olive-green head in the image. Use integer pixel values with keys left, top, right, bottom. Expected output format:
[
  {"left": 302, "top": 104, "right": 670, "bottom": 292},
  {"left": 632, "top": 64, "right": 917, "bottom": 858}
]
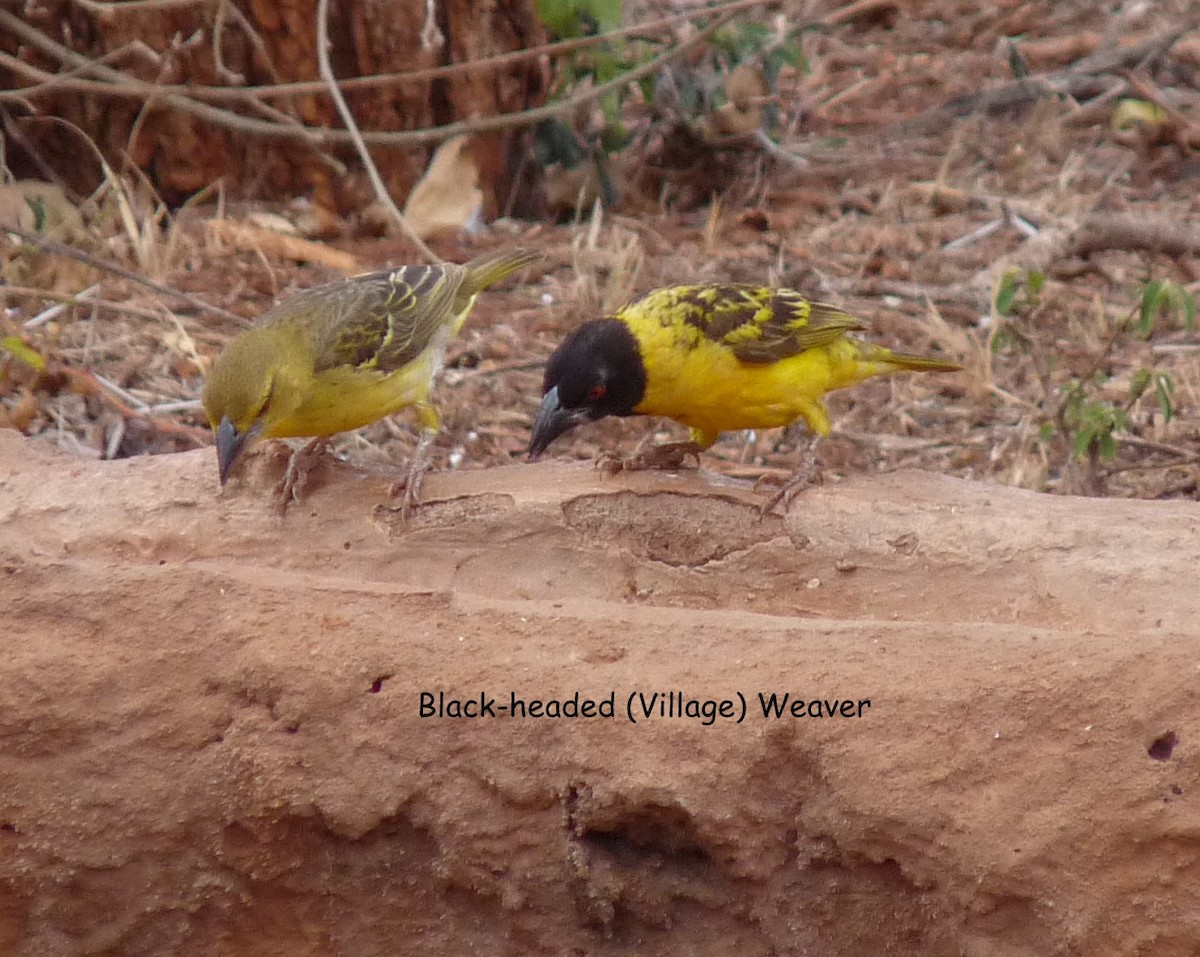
[{"left": 201, "top": 327, "right": 304, "bottom": 486}]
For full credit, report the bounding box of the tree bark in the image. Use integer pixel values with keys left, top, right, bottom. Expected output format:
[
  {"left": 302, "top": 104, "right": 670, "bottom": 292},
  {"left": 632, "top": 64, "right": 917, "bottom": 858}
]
[{"left": 3, "top": 0, "right": 544, "bottom": 217}]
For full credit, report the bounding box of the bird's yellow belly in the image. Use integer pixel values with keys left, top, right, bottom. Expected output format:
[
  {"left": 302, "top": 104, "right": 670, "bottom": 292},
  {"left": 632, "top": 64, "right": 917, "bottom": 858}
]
[
  {"left": 635, "top": 335, "right": 842, "bottom": 444},
  {"left": 268, "top": 354, "right": 436, "bottom": 439}
]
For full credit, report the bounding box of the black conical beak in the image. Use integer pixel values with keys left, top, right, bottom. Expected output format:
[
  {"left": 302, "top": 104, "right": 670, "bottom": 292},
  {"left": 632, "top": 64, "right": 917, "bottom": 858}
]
[
  {"left": 528, "top": 386, "right": 590, "bottom": 460},
  {"left": 215, "top": 416, "right": 247, "bottom": 486}
]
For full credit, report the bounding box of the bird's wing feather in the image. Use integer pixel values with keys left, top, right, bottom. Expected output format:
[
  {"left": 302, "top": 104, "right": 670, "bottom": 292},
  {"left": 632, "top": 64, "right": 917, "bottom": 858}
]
[
  {"left": 307, "top": 264, "right": 467, "bottom": 374},
  {"left": 668, "top": 284, "right": 865, "bottom": 365}
]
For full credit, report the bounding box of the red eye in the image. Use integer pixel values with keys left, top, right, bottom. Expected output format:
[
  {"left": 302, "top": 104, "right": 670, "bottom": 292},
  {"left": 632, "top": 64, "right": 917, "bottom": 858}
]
[{"left": 588, "top": 384, "right": 606, "bottom": 402}]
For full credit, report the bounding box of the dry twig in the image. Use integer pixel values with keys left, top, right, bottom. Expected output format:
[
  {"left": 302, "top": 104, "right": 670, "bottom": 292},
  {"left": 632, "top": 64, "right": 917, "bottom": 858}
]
[
  {"left": 894, "top": 28, "right": 1185, "bottom": 136},
  {"left": 3, "top": 225, "right": 247, "bottom": 325},
  {"left": 313, "top": 0, "right": 435, "bottom": 261},
  {"left": 0, "top": 2, "right": 759, "bottom": 149}
]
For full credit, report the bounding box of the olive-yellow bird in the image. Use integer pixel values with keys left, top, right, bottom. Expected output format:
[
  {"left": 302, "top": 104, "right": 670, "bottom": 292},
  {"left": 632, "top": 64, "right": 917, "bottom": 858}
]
[
  {"left": 202, "top": 248, "right": 539, "bottom": 512},
  {"left": 528, "top": 283, "right": 960, "bottom": 509}
]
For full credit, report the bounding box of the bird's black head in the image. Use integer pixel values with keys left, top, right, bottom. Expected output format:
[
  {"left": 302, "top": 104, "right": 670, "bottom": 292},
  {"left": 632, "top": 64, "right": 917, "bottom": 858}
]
[{"left": 528, "top": 318, "right": 647, "bottom": 458}]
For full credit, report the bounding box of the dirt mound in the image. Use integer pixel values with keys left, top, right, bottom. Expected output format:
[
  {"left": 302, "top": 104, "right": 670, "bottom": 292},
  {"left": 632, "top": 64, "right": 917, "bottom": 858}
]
[{"left": 1, "top": 429, "right": 1197, "bottom": 956}]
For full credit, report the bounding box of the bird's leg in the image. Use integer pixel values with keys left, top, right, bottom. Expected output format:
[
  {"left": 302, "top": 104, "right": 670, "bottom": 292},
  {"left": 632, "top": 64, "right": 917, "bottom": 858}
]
[
  {"left": 389, "top": 403, "right": 440, "bottom": 520},
  {"left": 760, "top": 434, "right": 823, "bottom": 516},
  {"left": 597, "top": 438, "right": 703, "bottom": 474},
  {"left": 274, "top": 437, "right": 330, "bottom": 512}
]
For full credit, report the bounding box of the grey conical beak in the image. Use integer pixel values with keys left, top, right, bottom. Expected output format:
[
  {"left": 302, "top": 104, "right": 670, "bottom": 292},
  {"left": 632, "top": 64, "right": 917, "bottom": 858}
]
[
  {"left": 215, "top": 416, "right": 247, "bottom": 486},
  {"left": 528, "top": 386, "right": 589, "bottom": 459}
]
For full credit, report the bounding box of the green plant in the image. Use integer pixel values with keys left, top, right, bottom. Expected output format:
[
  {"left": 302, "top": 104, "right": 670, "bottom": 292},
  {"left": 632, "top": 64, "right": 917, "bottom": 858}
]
[
  {"left": 991, "top": 270, "right": 1194, "bottom": 488},
  {"left": 1059, "top": 376, "right": 1129, "bottom": 462},
  {"left": 535, "top": 0, "right": 633, "bottom": 152},
  {"left": 1052, "top": 279, "right": 1193, "bottom": 471},
  {"left": 531, "top": 3, "right": 808, "bottom": 210},
  {"left": 536, "top": 0, "right": 621, "bottom": 42},
  {"left": 0, "top": 336, "right": 46, "bottom": 377},
  {"left": 990, "top": 267, "right": 1045, "bottom": 354},
  {"left": 993, "top": 266, "right": 1045, "bottom": 320}
]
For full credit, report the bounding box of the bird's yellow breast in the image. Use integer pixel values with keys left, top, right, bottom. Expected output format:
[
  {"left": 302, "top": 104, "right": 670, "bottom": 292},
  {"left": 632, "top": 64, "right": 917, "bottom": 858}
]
[
  {"left": 265, "top": 350, "right": 439, "bottom": 439},
  {"left": 624, "top": 307, "right": 878, "bottom": 447}
]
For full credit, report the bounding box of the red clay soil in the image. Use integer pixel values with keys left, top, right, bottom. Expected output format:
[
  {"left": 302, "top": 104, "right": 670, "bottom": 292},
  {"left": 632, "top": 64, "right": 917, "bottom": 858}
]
[{"left": 1, "top": 428, "right": 1197, "bottom": 956}]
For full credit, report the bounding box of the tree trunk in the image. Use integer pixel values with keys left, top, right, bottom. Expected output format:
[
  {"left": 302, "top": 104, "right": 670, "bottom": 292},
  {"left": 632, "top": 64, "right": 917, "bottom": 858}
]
[{"left": 2, "top": 0, "right": 545, "bottom": 218}]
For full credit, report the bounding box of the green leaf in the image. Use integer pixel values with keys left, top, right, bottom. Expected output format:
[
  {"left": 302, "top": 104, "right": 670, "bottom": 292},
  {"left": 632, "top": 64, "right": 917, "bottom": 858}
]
[
  {"left": 1026, "top": 269, "right": 1045, "bottom": 298},
  {"left": 637, "top": 74, "right": 656, "bottom": 105},
  {"left": 592, "top": 49, "right": 624, "bottom": 84},
  {"left": 536, "top": 0, "right": 621, "bottom": 38},
  {"left": 1139, "top": 279, "right": 1165, "bottom": 336},
  {"left": 535, "top": 0, "right": 578, "bottom": 38},
  {"left": 989, "top": 324, "right": 1015, "bottom": 354},
  {"left": 599, "top": 119, "right": 629, "bottom": 153},
  {"left": 0, "top": 336, "right": 46, "bottom": 373},
  {"left": 714, "top": 22, "right": 770, "bottom": 63},
  {"left": 776, "top": 39, "right": 807, "bottom": 71},
  {"left": 1137, "top": 279, "right": 1195, "bottom": 336},
  {"left": 1155, "top": 373, "right": 1176, "bottom": 423},
  {"left": 1064, "top": 395, "right": 1127, "bottom": 462},
  {"left": 24, "top": 196, "right": 48, "bottom": 232},
  {"left": 1072, "top": 427, "right": 1094, "bottom": 459},
  {"left": 1006, "top": 40, "right": 1028, "bottom": 80},
  {"left": 597, "top": 88, "right": 623, "bottom": 126},
  {"left": 711, "top": 26, "right": 737, "bottom": 58},
  {"left": 1128, "top": 367, "right": 1152, "bottom": 402},
  {"left": 589, "top": 0, "right": 621, "bottom": 31},
  {"left": 994, "top": 270, "right": 1019, "bottom": 316},
  {"left": 762, "top": 39, "right": 809, "bottom": 91}
]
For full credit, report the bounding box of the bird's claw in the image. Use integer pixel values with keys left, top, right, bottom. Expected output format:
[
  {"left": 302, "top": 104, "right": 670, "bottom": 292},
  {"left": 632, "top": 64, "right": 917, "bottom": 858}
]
[
  {"left": 595, "top": 441, "right": 702, "bottom": 474},
  {"left": 273, "top": 438, "right": 329, "bottom": 514},
  {"left": 757, "top": 445, "right": 822, "bottom": 517},
  {"left": 634, "top": 442, "right": 701, "bottom": 471},
  {"left": 388, "top": 469, "right": 426, "bottom": 521},
  {"left": 594, "top": 450, "right": 626, "bottom": 475},
  {"left": 389, "top": 429, "right": 436, "bottom": 521}
]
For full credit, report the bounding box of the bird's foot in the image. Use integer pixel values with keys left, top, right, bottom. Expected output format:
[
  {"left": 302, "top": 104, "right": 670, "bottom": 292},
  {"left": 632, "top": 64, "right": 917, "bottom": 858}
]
[
  {"left": 388, "top": 467, "right": 427, "bottom": 521},
  {"left": 273, "top": 438, "right": 329, "bottom": 514},
  {"left": 595, "top": 441, "right": 702, "bottom": 474},
  {"left": 757, "top": 436, "right": 822, "bottom": 516},
  {"left": 388, "top": 429, "right": 436, "bottom": 521},
  {"left": 594, "top": 451, "right": 621, "bottom": 475}
]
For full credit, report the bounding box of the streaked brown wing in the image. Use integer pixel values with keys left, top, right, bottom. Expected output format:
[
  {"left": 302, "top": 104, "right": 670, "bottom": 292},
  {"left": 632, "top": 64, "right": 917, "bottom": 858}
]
[
  {"left": 691, "top": 286, "right": 868, "bottom": 364},
  {"left": 306, "top": 264, "right": 466, "bottom": 374},
  {"left": 671, "top": 284, "right": 864, "bottom": 365}
]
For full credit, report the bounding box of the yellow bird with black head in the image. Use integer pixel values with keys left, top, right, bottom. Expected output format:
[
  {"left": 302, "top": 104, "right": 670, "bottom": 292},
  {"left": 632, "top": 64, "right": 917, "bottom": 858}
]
[{"left": 529, "top": 283, "right": 960, "bottom": 509}]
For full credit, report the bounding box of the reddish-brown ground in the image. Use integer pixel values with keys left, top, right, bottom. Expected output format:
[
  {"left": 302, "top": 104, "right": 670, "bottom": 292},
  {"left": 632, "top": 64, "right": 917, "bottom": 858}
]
[{"left": 2, "top": 430, "right": 1199, "bottom": 955}]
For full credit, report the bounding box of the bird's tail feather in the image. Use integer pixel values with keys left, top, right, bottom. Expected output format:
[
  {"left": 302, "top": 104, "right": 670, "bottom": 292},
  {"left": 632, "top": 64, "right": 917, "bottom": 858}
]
[
  {"left": 862, "top": 343, "right": 962, "bottom": 374},
  {"left": 462, "top": 248, "right": 542, "bottom": 294}
]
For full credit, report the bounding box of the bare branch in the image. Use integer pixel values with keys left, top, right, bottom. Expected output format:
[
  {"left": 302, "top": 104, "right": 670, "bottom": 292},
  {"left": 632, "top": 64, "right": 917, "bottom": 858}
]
[{"left": 3, "top": 225, "right": 249, "bottom": 326}]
